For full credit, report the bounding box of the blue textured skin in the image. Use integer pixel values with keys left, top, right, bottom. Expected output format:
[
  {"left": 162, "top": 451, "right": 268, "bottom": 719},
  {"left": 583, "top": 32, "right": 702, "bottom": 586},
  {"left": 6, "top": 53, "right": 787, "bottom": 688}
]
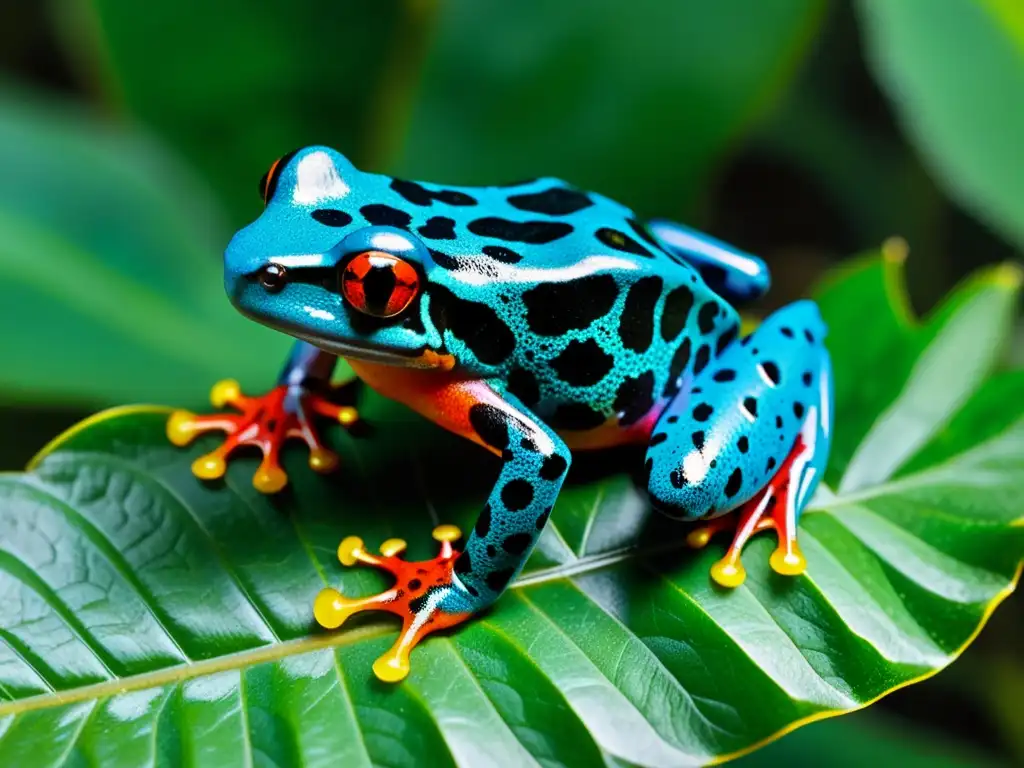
[{"left": 224, "top": 146, "right": 834, "bottom": 615}]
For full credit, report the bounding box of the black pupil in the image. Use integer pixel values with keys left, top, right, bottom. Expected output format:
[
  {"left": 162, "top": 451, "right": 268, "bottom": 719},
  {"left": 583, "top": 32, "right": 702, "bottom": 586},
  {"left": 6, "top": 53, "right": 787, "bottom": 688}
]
[
  {"left": 260, "top": 264, "right": 286, "bottom": 292},
  {"left": 361, "top": 263, "right": 398, "bottom": 315}
]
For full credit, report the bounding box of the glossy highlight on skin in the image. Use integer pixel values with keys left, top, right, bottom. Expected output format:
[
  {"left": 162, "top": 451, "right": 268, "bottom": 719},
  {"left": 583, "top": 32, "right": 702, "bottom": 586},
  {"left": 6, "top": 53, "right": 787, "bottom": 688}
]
[{"left": 169, "top": 145, "right": 835, "bottom": 681}]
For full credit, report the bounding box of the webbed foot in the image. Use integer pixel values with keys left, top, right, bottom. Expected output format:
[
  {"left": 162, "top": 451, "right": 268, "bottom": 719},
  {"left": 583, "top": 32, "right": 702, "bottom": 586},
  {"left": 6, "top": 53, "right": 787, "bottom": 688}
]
[
  {"left": 313, "top": 525, "right": 474, "bottom": 683},
  {"left": 686, "top": 433, "right": 811, "bottom": 588},
  {"left": 166, "top": 379, "right": 359, "bottom": 493}
]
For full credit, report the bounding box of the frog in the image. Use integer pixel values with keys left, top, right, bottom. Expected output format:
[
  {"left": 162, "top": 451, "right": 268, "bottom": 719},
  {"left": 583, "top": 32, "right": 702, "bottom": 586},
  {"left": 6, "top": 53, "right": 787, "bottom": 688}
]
[{"left": 167, "top": 146, "right": 834, "bottom": 683}]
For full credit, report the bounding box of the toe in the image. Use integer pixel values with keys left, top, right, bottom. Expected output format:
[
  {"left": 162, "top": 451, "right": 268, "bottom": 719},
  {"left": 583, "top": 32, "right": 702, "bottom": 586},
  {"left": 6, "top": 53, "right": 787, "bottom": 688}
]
[
  {"left": 167, "top": 411, "right": 198, "bottom": 446},
  {"left": 253, "top": 464, "right": 288, "bottom": 494},
  {"left": 192, "top": 453, "right": 227, "bottom": 480}
]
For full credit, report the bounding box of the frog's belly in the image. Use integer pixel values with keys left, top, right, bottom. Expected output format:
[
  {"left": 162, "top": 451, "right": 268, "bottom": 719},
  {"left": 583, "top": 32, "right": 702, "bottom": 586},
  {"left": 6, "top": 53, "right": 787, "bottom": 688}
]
[{"left": 559, "top": 400, "right": 664, "bottom": 451}]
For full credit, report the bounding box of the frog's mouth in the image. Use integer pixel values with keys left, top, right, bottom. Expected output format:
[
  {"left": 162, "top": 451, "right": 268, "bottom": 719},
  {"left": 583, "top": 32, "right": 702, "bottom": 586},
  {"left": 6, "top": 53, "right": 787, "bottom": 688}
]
[{"left": 292, "top": 331, "right": 424, "bottom": 367}]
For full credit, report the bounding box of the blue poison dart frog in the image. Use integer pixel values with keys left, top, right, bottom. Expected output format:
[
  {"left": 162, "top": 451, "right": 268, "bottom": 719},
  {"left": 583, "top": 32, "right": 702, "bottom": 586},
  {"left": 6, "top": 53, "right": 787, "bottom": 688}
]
[{"left": 167, "top": 147, "right": 833, "bottom": 682}]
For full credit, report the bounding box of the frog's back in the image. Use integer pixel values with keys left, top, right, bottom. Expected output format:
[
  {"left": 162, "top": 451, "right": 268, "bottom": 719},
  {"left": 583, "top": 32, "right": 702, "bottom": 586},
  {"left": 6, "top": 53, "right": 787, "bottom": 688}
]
[{"left": 374, "top": 174, "right": 741, "bottom": 442}]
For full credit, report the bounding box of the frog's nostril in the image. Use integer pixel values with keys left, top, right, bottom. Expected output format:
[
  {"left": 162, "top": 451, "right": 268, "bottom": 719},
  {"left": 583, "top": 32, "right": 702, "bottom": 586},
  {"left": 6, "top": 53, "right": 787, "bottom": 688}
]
[{"left": 259, "top": 263, "right": 287, "bottom": 293}]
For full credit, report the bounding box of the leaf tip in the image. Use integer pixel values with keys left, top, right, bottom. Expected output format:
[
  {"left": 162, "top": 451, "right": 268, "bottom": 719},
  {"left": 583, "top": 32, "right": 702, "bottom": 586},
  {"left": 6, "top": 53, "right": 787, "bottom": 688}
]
[
  {"left": 991, "top": 261, "right": 1024, "bottom": 291},
  {"left": 881, "top": 236, "right": 909, "bottom": 264}
]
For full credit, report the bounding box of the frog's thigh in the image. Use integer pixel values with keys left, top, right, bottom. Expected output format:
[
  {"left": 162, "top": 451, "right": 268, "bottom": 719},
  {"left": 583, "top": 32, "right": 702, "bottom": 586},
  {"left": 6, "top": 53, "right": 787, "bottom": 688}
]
[{"left": 645, "top": 300, "right": 833, "bottom": 520}]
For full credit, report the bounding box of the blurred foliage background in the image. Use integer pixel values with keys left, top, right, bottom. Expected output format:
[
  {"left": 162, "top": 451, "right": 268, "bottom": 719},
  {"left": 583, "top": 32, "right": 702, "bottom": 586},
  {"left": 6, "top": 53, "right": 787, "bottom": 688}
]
[{"left": 0, "top": 0, "right": 1020, "bottom": 764}]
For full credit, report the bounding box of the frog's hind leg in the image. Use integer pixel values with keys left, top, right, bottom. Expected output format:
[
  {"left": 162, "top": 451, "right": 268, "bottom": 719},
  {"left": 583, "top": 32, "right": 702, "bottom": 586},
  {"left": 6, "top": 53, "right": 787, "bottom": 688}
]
[
  {"left": 646, "top": 219, "right": 770, "bottom": 303},
  {"left": 644, "top": 300, "right": 833, "bottom": 587}
]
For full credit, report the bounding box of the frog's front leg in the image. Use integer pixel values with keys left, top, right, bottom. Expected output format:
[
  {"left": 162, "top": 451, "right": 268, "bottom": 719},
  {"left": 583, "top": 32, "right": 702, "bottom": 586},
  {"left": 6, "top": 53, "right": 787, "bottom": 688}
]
[
  {"left": 646, "top": 300, "right": 833, "bottom": 586},
  {"left": 314, "top": 369, "right": 569, "bottom": 682},
  {"left": 166, "top": 341, "right": 360, "bottom": 493}
]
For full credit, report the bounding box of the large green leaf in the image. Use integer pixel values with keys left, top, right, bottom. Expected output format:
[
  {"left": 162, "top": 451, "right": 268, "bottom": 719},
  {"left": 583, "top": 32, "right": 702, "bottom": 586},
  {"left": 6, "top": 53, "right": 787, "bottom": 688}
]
[
  {"left": 857, "top": 0, "right": 1024, "bottom": 248},
  {"left": 0, "top": 90, "right": 289, "bottom": 408},
  {"left": 0, "top": 255, "right": 1020, "bottom": 765},
  {"left": 60, "top": 0, "right": 413, "bottom": 223},
  {"left": 395, "top": 0, "right": 826, "bottom": 216}
]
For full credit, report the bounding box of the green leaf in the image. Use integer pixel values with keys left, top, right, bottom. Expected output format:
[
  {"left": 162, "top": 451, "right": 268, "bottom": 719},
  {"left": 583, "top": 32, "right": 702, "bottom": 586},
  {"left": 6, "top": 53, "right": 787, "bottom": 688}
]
[
  {"left": 0, "top": 90, "right": 289, "bottom": 408},
  {"left": 0, "top": 256, "right": 1020, "bottom": 765},
  {"left": 857, "top": 0, "right": 1024, "bottom": 248},
  {"left": 396, "top": 0, "right": 826, "bottom": 215},
  {"left": 61, "top": 0, "right": 417, "bottom": 222}
]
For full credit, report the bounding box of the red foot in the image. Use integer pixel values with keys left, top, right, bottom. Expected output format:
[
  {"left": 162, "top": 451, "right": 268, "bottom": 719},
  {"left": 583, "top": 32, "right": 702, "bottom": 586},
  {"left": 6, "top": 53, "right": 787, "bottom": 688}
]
[
  {"left": 686, "top": 434, "right": 813, "bottom": 588},
  {"left": 313, "top": 525, "right": 471, "bottom": 683},
  {"left": 166, "top": 379, "right": 358, "bottom": 493}
]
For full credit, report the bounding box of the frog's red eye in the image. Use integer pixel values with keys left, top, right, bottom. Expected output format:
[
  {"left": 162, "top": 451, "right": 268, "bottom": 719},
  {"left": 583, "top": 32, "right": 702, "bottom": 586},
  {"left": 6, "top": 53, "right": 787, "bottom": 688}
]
[
  {"left": 258, "top": 148, "right": 299, "bottom": 205},
  {"left": 341, "top": 251, "right": 420, "bottom": 318}
]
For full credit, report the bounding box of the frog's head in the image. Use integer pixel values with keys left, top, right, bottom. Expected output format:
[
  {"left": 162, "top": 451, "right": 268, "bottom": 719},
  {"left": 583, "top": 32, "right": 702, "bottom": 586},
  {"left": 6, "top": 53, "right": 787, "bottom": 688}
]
[{"left": 224, "top": 146, "right": 447, "bottom": 368}]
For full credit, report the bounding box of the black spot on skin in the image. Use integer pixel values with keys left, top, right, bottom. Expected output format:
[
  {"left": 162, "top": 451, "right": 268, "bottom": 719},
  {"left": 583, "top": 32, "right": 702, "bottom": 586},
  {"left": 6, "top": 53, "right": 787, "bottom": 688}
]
[
  {"left": 619, "top": 277, "right": 663, "bottom": 352},
  {"left": 692, "top": 431, "right": 704, "bottom": 450},
  {"left": 502, "top": 533, "right": 533, "bottom": 555},
  {"left": 766, "top": 457, "right": 777, "bottom": 472},
  {"left": 614, "top": 370, "right": 656, "bottom": 426},
  {"left": 664, "top": 338, "right": 692, "bottom": 397},
  {"left": 391, "top": 178, "right": 477, "bottom": 207},
  {"left": 550, "top": 339, "right": 614, "bottom": 387},
  {"left": 628, "top": 218, "right": 662, "bottom": 249},
  {"left": 710, "top": 460, "right": 718, "bottom": 468},
  {"left": 667, "top": 415, "right": 679, "bottom": 424},
  {"left": 408, "top": 579, "right": 422, "bottom": 591},
  {"left": 521, "top": 438, "right": 538, "bottom": 452},
  {"left": 692, "top": 403, "right": 713, "bottom": 422},
  {"left": 805, "top": 329, "right": 816, "bottom": 343},
  {"left": 776, "top": 415, "right": 784, "bottom": 429},
  {"left": 522, "top": 275, "right": 618, "bottom": 336},
  {"left": 670, "top": 469, "right": 687, "bottom": 488},
  {"left": 466, "top": 584, "right": 479, "bottom": 597},
  {"left": 802, "top": 371, "right": 813, "bottom": 387},
  {"left": 311, "top": 209, "right": 353, "bottom": 227},
  {"left": 486, "top": 545, "right": 496, "bottom": 557},
  {"left": 548, "top": 403, "right": 606, "bottom": 430},
  {"left": 725, "top": 468, "right": 743, "bottom": 497},
  {"left": 418, "top": 216, "right": 457, "bottom": 240},
  {"left": 596, "top": 228, "right": 652, "bottom": 257},
  {"left": 506, "top": 368, "right": 539, "bottom": 408},
  {"left": 428, "top": 248, "right": 461, "bottom": 270},
  {"left": 390, "top": 178, "right": 433, "bottom": 206},
  {"left": 540, "top": 454, "right": 568, "bottom": 481},
  {"left": 482, "top": 245, "right": 522, "bottom": 264},
  {"left": 360, "top": 204, "right": 412, "bottom": 229},
  {"left": 508, "top": 187, "right": 593, "bottom": 215},
  {"left": 429, "top": 284, "right": 515, "bottom": 365},
  {"left": 761, "top": 361, "right": 781, "bottom": 385},
  {"left": 501, "top": 479, "right": 534, "bottom": 511},
  {"left": 741, "top": 334, "right": 753, "bottom": 346},
  {"left": 694, "top": 344, "right": 711, "bottom": 374},
  {"left": 468, "top": 217, "right": 573, "bottom": 244},
  {"left": 535, "top": 508, "right": 551, "bottom": 530},
  {"left": 743, "top": 397, "right": 758, "bottom": 418},
  {"left": 716, "top": 324, "right": 739, "bottom": 356},
  {"left": 781, "top": 327, "right": 794, "bottom": 338},
  {"left": 486, "top": 568, "right": 515, "bottom": 593},
  {"left": 469, "top": 404, "right": 509, "bottom": 451},
  {"left": 408, "top": 594, "right": 428, "bottom": 613},
  {"left": 697, "top": 302, "right": 718, "bottom": 334},
  {"left": 433, "top": 189, "right": 477, "bottom": 206},
  {"left": 660, "top": 286, "right": 695, "bottom": 341},
  {"left": 793, "top": 402, "right": 805, "bottom": 419},
  {"left": 649, "top": 432, "right": 668, "bottom": 447},
  {"left": 713, "top": 369, "right": 736, "bottom": 382},
  {"left": 502, "top": 449, "right": 514, "bottom": 462},
  {"left": 475, "top": 504, "right": 492, "bottom": 537},
  {"left": 738, "top": 436, "right": 749, "bottom": 453},
  {"left": 454, "top": 551, "right": 472, "bottom": 575}
]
